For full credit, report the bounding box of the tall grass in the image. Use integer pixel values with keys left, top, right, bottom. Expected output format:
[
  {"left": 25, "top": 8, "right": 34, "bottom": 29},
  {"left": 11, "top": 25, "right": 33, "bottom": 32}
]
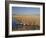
[
  {"left": 12, "top": 15, "right": 40, "bottom": 30},
  {"left": 13, "top": 15, "right": 40, "bottom": 26}
]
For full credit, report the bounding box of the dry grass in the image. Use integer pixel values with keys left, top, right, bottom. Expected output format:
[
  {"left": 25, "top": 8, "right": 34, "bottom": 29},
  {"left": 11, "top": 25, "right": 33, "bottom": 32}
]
[{"left": 13, "top": 15, "right": 40, "bottom": 26}]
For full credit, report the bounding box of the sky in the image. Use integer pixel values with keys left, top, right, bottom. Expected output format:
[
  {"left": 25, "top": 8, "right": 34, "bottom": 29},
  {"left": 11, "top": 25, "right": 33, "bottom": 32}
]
[{"left": 12, "top": 7, "right": 40, "bottom": 16}]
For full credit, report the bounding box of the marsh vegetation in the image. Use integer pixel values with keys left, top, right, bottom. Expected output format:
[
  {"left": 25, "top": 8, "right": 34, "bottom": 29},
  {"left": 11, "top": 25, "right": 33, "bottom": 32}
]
[{"left": 12, "top": 15, "right": 40, "bottom": 31}]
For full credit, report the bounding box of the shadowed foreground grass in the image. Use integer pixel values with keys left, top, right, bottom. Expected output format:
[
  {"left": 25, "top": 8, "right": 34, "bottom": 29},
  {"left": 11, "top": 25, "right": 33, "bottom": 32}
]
[{"left": 12, "top": 24, "right": 40, "bottom": 31}]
